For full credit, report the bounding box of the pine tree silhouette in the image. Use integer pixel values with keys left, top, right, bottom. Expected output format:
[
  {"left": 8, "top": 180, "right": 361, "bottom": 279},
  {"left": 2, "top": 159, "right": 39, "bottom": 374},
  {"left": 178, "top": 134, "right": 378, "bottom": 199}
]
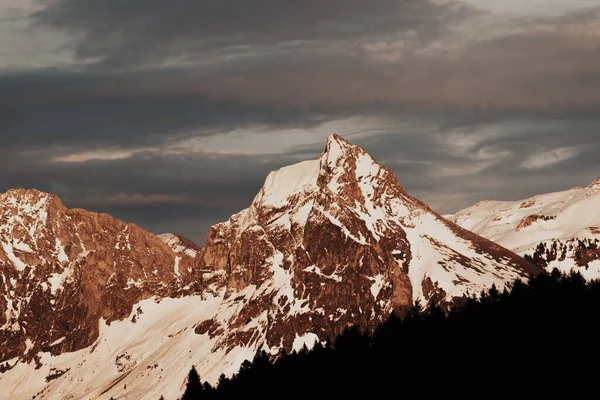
[{"left": 181, "top": 365, "right": 202, "bottom": 400}]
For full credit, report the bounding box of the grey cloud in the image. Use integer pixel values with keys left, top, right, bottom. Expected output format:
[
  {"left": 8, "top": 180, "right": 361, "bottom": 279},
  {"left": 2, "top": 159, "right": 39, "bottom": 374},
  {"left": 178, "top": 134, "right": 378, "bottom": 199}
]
[
  {"left": 3, "top": 1, "right": 600, "bottom": 244},
  {"left": 0, "top": 70, "right": 334, "bottom": 151},
  {"left": 34, "top": 0, "right": 473, "bottom": 69},
  {"left": 3, "top": 5, "right": 599, "bottom": 157}
]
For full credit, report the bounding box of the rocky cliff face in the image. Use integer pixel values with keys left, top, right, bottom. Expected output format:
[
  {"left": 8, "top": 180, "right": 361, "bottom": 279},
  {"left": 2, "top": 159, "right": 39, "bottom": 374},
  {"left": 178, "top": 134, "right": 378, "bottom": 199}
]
[
  {"left": 0, "top": 134, "right": 538, "bottom": 400},
  {"left": 191, "top": 134, "right": 538, "bottom": 355},
  {"left": 0, "top": 190, "right": 198, "bottom": 365}
]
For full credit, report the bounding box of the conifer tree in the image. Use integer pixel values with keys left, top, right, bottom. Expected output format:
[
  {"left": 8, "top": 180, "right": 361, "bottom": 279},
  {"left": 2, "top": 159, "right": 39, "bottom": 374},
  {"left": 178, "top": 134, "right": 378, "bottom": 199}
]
[{"left": 181, "top": 365, "right": 203, "bottom": 400}]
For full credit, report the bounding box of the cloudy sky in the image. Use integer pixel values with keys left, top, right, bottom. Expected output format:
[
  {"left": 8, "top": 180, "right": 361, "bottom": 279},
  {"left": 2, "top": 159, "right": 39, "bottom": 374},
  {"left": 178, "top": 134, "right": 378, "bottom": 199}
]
[{"left": 1, "top": 0, "right": 600, "bottom": 243}]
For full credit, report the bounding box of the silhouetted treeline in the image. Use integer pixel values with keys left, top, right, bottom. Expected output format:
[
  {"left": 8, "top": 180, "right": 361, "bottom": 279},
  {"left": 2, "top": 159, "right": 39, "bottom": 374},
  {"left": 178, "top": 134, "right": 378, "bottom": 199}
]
[{"left": 176, "top": 269, "right": 600, "bottom": 399}]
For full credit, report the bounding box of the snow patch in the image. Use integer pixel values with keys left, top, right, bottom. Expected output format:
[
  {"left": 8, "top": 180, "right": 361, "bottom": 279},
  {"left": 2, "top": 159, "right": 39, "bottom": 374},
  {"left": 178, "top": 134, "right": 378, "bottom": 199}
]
[
  {"left": 24, "top": 339, "right": 34, "bottom": 353},
  {"left": 47, "top": 268, "right": 73, "bottom": 295},
  {"left": 174, "top": 256, "right": 181, "bottom": 276},
  {"left": 369, "top": 274, "right": 385, "bottom": 300},
  {"left": 259, "top": 160, "right": 320, "bottom": 208},
  {"left": 2, "top": 241, "right": 28, "bottom": 271},
  {"left": 292, "top": 333, "right": 319, "bottom": 353},
  {"left": 13, "top": 241, "right": 32, "bottom": 253},
  {"left": 55, "top": 238, "right": 68, "bottom": 262},
  {"left": 50, "top": 337, "right": 66, "bottom": 346}
]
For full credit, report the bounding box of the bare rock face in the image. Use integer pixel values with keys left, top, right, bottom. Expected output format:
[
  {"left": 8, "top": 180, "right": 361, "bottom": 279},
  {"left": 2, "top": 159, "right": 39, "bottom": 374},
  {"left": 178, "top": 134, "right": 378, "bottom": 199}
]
[
  {"left": 194, "top": 134, "right": 538, "bottom": 354},
  {"left": 0, "top": 189, "right": 198, "bottom": 363}
]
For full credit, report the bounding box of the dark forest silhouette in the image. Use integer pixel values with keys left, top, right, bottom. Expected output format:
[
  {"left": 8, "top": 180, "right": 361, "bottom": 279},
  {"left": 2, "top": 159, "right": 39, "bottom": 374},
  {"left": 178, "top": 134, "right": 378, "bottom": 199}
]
[{"left": 170, "top": 268, "right": 599, "bottom": 399}]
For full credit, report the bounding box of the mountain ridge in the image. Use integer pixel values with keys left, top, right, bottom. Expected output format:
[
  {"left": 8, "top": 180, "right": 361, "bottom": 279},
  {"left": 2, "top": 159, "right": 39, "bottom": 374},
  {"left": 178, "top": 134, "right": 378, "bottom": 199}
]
[{"left": 449, "top": 176, "right": 600, "bottom": 279}]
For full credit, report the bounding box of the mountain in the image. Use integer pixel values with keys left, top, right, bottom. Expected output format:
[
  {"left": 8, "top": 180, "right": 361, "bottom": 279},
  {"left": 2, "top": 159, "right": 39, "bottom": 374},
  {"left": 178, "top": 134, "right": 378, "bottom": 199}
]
[
  {"left": 158, "top": 233, "right": 202, "bottom": 258},
  {"left": 0, "top": 134, "right": 537, "bottom": 400},
  {"left": 0, "top": 189, "right": 200, "bottom": 361},
  {"left": 193, "top": 134, "right": 538, "bottom": 353},
  {"left": 449, "top": 177, "right": 600, "bottom": 278}
]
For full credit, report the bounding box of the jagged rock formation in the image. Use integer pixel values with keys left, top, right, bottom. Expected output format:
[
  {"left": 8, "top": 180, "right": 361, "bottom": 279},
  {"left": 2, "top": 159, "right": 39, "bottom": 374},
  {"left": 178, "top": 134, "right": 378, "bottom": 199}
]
[
  {"left": 192, "top": 134, "right": 537, "bottom": 354},
  {"left": 0, "top": 134, "right": 537, "bottom": 400},
  {"left": 0, "top": 190, "right": 199, "bottom": 363}
]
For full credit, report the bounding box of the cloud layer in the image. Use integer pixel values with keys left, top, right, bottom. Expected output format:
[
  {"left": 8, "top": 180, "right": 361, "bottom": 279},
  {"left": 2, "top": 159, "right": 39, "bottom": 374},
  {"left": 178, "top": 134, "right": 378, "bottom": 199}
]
[{"left": 1, "top": 0, "right": 600, "bottom": 243}]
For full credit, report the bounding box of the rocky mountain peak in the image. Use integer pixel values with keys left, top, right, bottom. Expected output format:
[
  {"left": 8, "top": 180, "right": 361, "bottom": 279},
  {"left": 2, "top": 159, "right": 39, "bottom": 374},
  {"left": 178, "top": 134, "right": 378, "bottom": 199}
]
[
  {"left": 0, "top": 193, "right": 199, "bottom": 365},
  {"left": 196, "top": 133, "right": 536, "bottom": 367},
  {"left": 253, "top": 134, "right": 404, "bottom": 216},
  {"left": 158, "top": 233, "right": 201, "bottom": 258},
  {"left": 323, "top": 133, "right": 356, "bottom": 164},
  {"left": 1, "top": 188, "right": 63, "bottom": 216}
]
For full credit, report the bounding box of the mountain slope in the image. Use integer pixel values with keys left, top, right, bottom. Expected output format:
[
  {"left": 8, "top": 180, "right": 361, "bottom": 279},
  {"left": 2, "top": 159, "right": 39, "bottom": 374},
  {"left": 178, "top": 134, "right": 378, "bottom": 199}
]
[
  {"left": 0, "top": 134, "right": 537, "bottom": 400},
  {"left": 449, "top": 178, "right": 600, "bottom": 278}
]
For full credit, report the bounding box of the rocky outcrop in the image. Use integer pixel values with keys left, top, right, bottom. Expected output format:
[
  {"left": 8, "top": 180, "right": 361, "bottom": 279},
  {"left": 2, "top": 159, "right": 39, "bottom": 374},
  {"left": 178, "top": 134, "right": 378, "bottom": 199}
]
[
  {"left": 588, "top": 176, "right": 600, "bottom": 188},
  {"left": 0, "top": 189, "right": 198, "bottom": 363},
  {"left": 516, "top": 214, "right": 556, "bottom": 231}
]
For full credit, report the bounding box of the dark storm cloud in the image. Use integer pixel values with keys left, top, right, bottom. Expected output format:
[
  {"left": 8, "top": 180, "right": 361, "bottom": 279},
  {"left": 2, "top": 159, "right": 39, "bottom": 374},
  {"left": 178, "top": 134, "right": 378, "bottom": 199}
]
[{"left": 34, "top": 0, "right": 474, "bottom": 69}]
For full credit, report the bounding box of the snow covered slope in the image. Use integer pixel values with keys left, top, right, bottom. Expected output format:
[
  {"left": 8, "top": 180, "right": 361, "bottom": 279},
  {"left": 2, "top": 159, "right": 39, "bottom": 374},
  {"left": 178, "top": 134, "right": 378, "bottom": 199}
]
[
  {"left": 0, "top": 134, "right": 538, "bottom": 400},
  {"left": 449, "top": 178, "right": 600, "bottom": 278},
  {"left": 449, "top": 178, "right": 600, "bottom": 254},
  {"left": 159, "top": 233, "right": 201, "bottom": 258}
]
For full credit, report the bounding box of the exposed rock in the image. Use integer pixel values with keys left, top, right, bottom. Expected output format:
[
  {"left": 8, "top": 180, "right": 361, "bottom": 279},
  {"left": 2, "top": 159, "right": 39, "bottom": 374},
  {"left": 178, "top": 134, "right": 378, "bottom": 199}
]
[
  {"left": 515, "top": 214, "right": 556, "bottom": 231},
  {"left": 524, "top": 238, "right": 600, "bottom": 279},
  {"left": 0, "top": 189, "right": 198, "bottom": 363}
]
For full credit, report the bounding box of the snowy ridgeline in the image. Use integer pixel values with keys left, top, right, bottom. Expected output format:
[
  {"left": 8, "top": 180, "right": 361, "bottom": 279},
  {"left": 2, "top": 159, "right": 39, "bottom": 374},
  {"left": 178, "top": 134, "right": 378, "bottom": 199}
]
[{"left": 450, "top": 178, "right": 600, "bottom": 257}]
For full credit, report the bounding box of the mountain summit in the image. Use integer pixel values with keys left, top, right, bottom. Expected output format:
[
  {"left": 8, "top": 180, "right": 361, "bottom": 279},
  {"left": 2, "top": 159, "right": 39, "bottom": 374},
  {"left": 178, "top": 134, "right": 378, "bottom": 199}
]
[
  {"left": 1, "top": 135, "right": 537, "bottom": 400},
  {"left": 193, "top": 132, "right": 538, "bottom": 364}
]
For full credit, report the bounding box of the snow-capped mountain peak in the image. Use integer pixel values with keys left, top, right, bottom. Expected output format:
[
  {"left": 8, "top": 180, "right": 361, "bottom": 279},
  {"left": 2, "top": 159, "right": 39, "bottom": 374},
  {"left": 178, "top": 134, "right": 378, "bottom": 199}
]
[{"left": 1, "top": 135, "right": 538, "bottom": 400}]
